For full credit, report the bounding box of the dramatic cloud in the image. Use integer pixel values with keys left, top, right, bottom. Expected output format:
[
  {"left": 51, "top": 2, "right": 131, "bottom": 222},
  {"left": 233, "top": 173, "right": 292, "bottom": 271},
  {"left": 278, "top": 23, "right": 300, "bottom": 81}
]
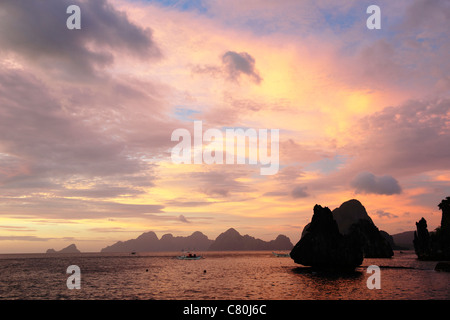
[
  {"left": 222, "top": 51, "right": 262, "bottom": 84},
  {"left": 351, "top": 172, "right": 402, "bottom": 195},
  {"left": 193, "top": 50, "right": 262, "bottom": 85},
  {"left": 0, "top": 196, "right": 165, "bottom": 220},
  {"left": 0, "top": 67, "right": 157, "bottom": 196},
  {"left": 0, "top": 235, "right": 76, "bottom": 242},
  {"left": 291, "top": 185, "right": 310, "bottom": 198},
  {"left": 0, "top": 0, "right": 160, "bottom": 80},
  {"left": 400, "top": 0, "right": 450, "bottom": 37},
  {"left": 189, "top": 170, "right": 251, "bottom": 198},
  {"left": 178, "top": 215, "right": 191, "bottom": 223},
  {"left": 354, "top": 99, "right": 450, "bottom": 175},
  {"left": 88, "top": 227, "right": 131, "bottom": 233},
  {"left": 58, "top": 184, "right": 146, "bottom": 198},
  {"left": 374, "top": 210, "right": 399, "bottom": 219},
  {"left": 0, "top": 226, "right": 35, "bottom": 232},
  {"left": 0, "top": 236, "right": 55, "bottom": 242},
  {"left": 263, "top": 191, "right": 289, "bottom": 197},
  {"left": 166, "top": 199, "right": 215, "bottom": 207},
  {"left": 0, "top": 0, "right": 449, "bottom": 252}
]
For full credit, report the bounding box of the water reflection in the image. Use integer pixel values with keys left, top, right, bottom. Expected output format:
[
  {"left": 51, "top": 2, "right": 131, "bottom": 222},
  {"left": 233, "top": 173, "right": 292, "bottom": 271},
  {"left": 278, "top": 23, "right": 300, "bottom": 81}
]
[
  {"left": 290, "top": 266, "right": 368, "bottom": 299},
  {"left": 0, "top": 251, "right": 448, "bottom": 299}
]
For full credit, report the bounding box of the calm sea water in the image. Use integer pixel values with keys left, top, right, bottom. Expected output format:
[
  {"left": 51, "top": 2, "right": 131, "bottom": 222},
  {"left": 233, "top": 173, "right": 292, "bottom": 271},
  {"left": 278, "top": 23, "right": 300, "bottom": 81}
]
[{"left": 0, "top": 250, "right": 448, "bottom": 300}]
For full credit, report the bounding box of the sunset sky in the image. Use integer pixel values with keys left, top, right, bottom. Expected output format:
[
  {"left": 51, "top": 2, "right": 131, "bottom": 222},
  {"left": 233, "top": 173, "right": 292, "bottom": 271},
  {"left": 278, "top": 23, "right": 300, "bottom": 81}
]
[{"left": 0, "top": 0, "right": 449, "bottom": 253}]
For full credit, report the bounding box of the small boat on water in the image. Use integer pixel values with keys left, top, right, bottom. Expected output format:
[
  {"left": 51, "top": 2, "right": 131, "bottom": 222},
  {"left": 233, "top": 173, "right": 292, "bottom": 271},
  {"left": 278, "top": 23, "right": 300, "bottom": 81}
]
[
  {"left": 177, "top": 251, "right": 203, "bottom": 260},
  {"left": 272, "top": 252, "right": 290, "bottom": 257}
]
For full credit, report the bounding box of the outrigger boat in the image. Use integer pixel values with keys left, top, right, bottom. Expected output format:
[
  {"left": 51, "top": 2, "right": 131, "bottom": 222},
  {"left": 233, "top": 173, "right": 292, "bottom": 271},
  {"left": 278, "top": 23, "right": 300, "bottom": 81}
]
[
  {"left": 272, "top": 251, "right": 290, "bottom": 257},
  {"left": 177, "top": 251, "right": 203, "bottom": 260}
]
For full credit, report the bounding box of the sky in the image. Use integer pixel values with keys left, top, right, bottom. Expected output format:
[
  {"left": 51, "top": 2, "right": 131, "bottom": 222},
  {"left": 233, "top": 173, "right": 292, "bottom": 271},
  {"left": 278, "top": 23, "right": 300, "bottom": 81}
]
[{"left": 0, "top": 0, "right": 449, "bottom": 253}]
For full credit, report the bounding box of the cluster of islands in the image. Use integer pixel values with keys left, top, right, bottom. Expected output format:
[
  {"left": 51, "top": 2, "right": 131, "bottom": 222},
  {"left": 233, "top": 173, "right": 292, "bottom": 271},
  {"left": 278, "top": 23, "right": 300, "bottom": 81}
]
[
  {"left": 46, "top": 228, "right": 294, "bottom": 254},
  {"left": 46, "top": 197, "right": 450, "bottom": 271}
]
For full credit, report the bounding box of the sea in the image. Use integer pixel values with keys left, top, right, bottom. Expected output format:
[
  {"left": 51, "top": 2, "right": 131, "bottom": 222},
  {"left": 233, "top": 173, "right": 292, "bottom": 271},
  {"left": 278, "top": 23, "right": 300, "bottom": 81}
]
[{"left": 0, "top": 250, "right": 448, "bottom": 300}]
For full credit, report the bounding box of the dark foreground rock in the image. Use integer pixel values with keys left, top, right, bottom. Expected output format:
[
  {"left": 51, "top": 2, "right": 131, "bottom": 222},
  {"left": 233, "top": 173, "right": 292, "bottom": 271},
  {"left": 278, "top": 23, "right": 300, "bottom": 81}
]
[
  {"left": 413, "top": 218, "right": 433, "bottom": 260},
  {"left": 290, "top": 205, "right": 363, "bottom": 270}
]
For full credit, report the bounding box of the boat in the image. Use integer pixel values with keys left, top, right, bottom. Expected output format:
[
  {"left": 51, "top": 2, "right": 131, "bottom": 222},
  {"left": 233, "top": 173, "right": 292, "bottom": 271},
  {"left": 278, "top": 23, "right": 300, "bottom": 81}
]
[
  {"left": 177, "top": 251, "right": 203, "bottom": 260},
  {"left": 272, "top": 251, "right": 290, "bottom": 257}
]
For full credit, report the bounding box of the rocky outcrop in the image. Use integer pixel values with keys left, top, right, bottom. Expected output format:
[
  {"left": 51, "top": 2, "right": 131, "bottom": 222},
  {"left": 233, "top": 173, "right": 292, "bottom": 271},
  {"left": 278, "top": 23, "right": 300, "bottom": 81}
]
[
  {"left": 413, "top": 218, "right": 432, "bottom": 260},
  {"left": 332, "top": 199, "right": 393, "bottom": 258},
  {"left": 414, "top": 196, "right": 450, "bottom": 260},
  {"left": 290, "top": 199, "right": 396, "bottom": 269},
  {"left": 46, "top": 244, "right": 80, "bottom": 254},
  {"left": 101, "top": 231, "right": 213, "bottom": 253},
  {"left": 102, "top": 231, "right": 159, "bottom": 253},
  {"left": 290, "top": 205, "right": 363, "bottom": 269},
  {"left": 269, "top": 235, "right": 293, "bottom": 250},
  {"left": 438, "top": 197, "right": 450, "bottom": 257},
  {"left": 208, "top": 228, "right": 293, "bottom": 251},
  {"left": 380, "top": 230, "right": 394, "bottom": 248},
  {"left": 332, "top": 199, "right": 372, "bottom": 234},
  {"left": 439, "top": 197, "right": 450, "bottom": 234}
]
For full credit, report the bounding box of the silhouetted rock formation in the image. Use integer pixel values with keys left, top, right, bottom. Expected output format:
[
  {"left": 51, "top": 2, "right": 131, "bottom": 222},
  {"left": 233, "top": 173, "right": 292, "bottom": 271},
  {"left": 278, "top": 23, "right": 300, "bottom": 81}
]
[
  {"left": 413, "top": 218, "right": 432, "bottom": 259},
  {"left": 438, "top": 197, "right": 450, "bottom": 256},
  {"left": 101, "top": 229, "right": 293, "bottom": 252},
  {"left": 439, "top": 197, "right": 450, "bottom": 234},
  {"left": 332, "top": 199, "right": 393, "bottom": 258},
  {"left": 208, "top": 228, "right": 293, "bottom": 251},
  {"left": 101, "top": 231, "right": 213, "bottom": 253},
  {"left": 158, "top": 232, "right": 213, "bottom": 251},
  {"left": 380, "top": 230, "right": 394, "bottom": 248},
  {"left": 414, "top": 196, "right": 450, "bottom": 260},
  {"left": 46, "top": 244, "right": 80, "bottom": 254},
  {"left": 290, "top": 205, "right": 363, "bottom": 269},
  {"left": 332, "top": 199, "right": 371, "bottom": 234}
]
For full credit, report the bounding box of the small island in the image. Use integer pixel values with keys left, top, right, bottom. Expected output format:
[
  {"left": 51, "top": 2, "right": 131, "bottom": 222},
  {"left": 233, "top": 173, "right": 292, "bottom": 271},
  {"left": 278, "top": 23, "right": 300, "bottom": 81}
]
[{"left": 46, "top": 244, "right": 81, "bottom": 254}]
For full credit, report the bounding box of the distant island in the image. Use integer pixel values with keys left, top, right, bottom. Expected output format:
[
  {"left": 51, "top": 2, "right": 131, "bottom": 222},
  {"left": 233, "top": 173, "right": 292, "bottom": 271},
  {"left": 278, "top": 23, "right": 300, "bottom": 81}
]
[
  {"left": 100, "top": 228, "right": 293, "bottom": 253},
  {"left": 46, "top": 244, "right": 81, "bottom": 254},
  {"left": 43, "top": 218, "right": 416, "bottom": 254},
  {"left": 101, "top": 231, "right": 213, "bottom": 253},
  {"left": 209, "top": 228, "right": 293, "bottom": 251},
  {"left": 391, "top": 231, "right": 415, "bottom": 250}
]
